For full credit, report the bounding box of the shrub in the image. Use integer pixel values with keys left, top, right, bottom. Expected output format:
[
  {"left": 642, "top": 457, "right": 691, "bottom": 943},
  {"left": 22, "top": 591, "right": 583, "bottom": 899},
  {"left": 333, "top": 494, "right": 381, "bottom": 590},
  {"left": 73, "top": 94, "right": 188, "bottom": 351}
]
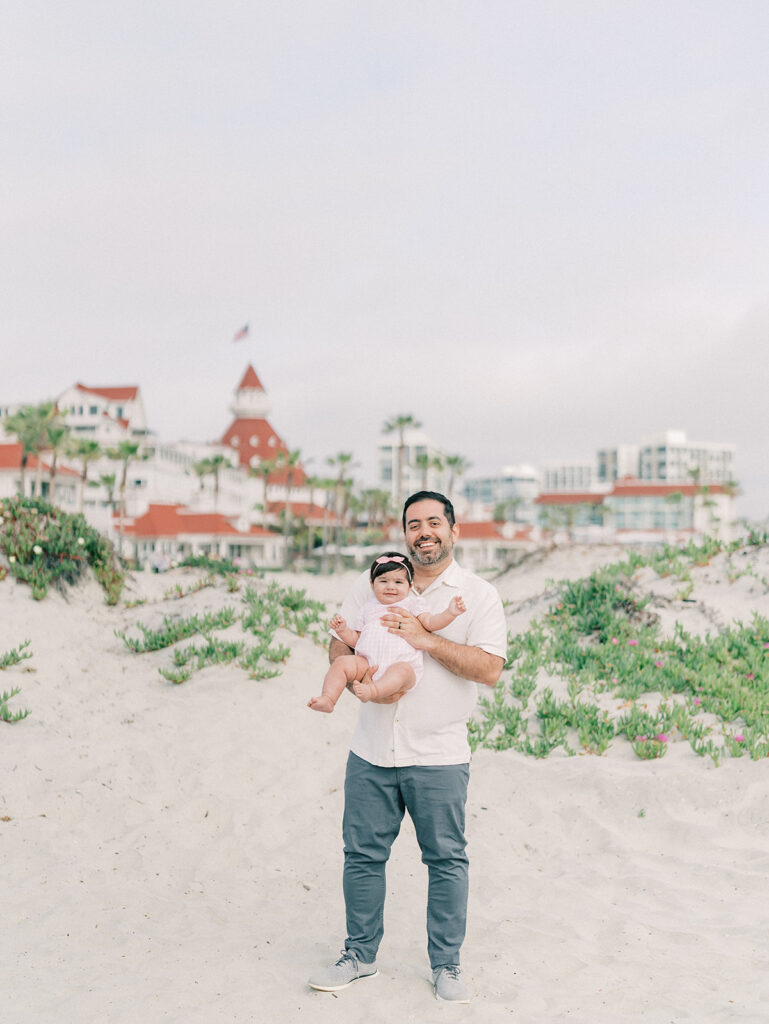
[{"left": 0, "top": 496, "right": 124, "bottom": 603}]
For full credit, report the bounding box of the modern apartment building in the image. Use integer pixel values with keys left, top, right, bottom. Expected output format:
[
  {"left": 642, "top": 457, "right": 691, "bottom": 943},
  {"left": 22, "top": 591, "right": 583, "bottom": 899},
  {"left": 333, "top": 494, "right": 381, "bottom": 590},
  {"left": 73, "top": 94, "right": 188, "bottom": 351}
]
[{"left": 638, "top": 430, "right": 736, "bottom": 484}]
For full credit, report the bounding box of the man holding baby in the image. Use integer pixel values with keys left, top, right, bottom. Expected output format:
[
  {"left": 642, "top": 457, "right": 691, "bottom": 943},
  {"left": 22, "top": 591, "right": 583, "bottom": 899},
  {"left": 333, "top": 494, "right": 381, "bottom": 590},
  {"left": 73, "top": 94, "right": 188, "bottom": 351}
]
[{"left": 309, "top": 491, "right": 507, "bottom": 1003}]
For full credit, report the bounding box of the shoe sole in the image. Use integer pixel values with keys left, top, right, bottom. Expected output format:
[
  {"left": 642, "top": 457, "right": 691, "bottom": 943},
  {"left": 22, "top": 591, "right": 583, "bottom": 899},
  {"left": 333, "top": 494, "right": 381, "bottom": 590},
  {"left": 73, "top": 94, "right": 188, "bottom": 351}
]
[
  {"left": 309, "top": 970, "right": 379, "bottom": 992},
  {"left": 435, "top": 990, "right": 470, "bottom": 1003}
]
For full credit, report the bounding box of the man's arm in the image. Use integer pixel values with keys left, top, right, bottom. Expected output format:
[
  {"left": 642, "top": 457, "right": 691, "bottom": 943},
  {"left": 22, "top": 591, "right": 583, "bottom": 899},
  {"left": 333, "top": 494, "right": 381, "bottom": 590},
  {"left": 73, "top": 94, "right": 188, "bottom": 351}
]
[
  {"left": 420, "top": 631, "right": 504, "bottom": 686},
  {"left": 329, "top": 635, "right": 354, "bottom": 664},
  {"left": 379, "top": 609, "right": 504, "bottom": 686}
]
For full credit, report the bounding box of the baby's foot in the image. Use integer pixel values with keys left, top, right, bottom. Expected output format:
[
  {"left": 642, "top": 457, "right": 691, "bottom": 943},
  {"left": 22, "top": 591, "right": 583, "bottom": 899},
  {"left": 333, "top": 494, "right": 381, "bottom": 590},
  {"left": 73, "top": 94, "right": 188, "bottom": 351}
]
[
  {"left": 352, "top": 681, "right": 375, "bottom": 703},
  {"left": 308, "top": 695, "right": 335, "bottom": 713}
]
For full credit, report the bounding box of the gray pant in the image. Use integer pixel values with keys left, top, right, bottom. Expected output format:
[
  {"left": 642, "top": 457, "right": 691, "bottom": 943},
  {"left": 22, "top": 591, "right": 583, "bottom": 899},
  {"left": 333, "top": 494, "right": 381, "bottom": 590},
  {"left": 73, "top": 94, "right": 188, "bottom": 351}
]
[{"left": 342, "top": 751, "right": 470, "bottom": 969}]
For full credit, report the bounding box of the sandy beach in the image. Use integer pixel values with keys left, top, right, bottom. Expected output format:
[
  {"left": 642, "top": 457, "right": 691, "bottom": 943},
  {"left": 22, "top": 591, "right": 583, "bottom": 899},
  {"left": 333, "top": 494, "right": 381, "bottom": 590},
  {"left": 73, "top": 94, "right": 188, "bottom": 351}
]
[{"left": 3, "top": 548, "right": 769, "bottom": 1023}]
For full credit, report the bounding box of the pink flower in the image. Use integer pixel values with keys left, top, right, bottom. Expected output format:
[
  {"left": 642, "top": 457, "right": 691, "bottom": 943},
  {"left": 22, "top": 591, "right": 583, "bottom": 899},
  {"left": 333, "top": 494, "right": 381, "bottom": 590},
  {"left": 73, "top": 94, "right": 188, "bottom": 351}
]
[
  {"left": 735, "top": 734, "right": 745, "bottom": 743},
  {"left": 628, "top": 639, "right": 638, "bottom": 646},
  {"left": 693, "top": 697, "right": 702, "bottom": 706},
  {"left": 746, "top": 673, "right": 755, "bottom": 680},
  {"left": 656, "top": 733, "right": 669, "bottom": 743},
  {"left": 637, "top": 735, "right": 647, "bottom": 742},
  {"left": 763, "top": 642, "right": 769, "bottom": 649},
  {"left": 655, "top": 661, "right": 664, "bottom": 668},
  {"left": 611, "top": 677, "right": 618, "bottom": 685},
  {"left": 611, "top": 637, "right": 619, "bottom": 645}
]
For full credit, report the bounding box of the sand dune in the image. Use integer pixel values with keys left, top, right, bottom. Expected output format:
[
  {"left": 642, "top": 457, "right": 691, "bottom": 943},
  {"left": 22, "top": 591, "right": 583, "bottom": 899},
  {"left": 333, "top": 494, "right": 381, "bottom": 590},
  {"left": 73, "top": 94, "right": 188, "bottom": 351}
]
[{"left": 3, "top": 549, "right": 769, "bottom": 1023}]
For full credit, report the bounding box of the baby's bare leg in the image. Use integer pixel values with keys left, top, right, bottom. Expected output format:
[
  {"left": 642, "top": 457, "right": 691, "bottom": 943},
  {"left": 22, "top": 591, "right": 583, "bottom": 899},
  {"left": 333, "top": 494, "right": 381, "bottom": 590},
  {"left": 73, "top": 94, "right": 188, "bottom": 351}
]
[
  {"left": 352, "top": 662, "right": 416, "bottom": 703},
  {"left": 308, "top": 654, "right": 371, "bottom": 713}
]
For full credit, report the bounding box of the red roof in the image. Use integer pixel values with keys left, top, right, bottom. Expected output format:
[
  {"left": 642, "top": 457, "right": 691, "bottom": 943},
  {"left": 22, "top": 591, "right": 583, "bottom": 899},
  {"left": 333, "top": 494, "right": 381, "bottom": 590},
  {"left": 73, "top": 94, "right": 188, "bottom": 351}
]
[
  {"left": 610, "top": 480, "right": 728, "bottom": 498},
  {"left": 75, "top": 384, "right": 139, "bottom": 401},
  {"left": 0, "top": 443, "right": 37, "bottom": 470},
  {"left": 457, "top": 521, "right": 534, "bottom": 541},
  {"left": 221, "top": 417, "right": 307, "bottom": 485},
  {"left": 535, "top": 492, "right": 605, "bottom": 505},
  {"left": 237, "top": 364, "right": 266, "bottom": 391},
  {"left": 0, "top": 443, "right": 78, "bottom": 476},
  {"left": 266, "top": 500, "right": 337, "bottom": 522},
  {"left": 121, "top": 503, "right": 272, "bottom": 539}
]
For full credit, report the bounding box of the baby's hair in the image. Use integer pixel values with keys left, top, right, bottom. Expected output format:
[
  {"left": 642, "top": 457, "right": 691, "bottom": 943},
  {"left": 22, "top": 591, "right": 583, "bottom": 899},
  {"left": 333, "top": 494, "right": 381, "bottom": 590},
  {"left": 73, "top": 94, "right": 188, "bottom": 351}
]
[{"left": 369, "top": 551, "right": 414, "bottom": 584}]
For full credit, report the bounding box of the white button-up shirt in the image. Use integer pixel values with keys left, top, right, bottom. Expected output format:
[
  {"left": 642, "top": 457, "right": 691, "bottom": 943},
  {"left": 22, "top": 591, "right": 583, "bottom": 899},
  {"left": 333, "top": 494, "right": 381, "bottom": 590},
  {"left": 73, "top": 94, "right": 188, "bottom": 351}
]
[{"left": 335, "top": 559, "right": 508, "bottom": 767}]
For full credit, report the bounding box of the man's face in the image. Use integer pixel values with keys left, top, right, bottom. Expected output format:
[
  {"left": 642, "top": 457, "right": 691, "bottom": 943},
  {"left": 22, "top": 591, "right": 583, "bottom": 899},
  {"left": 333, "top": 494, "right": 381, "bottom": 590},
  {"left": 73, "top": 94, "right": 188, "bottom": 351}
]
[{"left": 404, "top": 499, "right": 458, "bottom": 568}]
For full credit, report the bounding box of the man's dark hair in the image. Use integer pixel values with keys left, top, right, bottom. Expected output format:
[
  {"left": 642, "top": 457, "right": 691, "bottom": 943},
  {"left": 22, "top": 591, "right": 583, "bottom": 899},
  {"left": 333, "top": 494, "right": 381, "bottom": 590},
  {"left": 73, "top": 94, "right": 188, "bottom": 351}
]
[{"left": 401, "top": 491, "right": 456, "bottom": 530}]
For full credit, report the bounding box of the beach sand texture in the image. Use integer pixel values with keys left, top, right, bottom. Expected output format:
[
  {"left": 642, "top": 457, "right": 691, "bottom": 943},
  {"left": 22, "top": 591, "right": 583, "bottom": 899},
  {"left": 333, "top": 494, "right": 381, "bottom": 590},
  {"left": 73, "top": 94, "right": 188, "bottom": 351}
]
[{"left": 3, "top": 548, "right": 769, "bottom": 1023}]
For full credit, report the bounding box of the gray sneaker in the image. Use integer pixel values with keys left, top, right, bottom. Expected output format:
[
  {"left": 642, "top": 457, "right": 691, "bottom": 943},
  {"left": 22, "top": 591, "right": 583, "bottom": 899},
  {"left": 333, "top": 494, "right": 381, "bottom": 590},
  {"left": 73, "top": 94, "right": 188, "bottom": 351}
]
[
  {"left": 433, "top": 964, "right": 470, "bottom": 1002},
  {"left": 308, "top": 950, "right": 378, "bottom": 992}
]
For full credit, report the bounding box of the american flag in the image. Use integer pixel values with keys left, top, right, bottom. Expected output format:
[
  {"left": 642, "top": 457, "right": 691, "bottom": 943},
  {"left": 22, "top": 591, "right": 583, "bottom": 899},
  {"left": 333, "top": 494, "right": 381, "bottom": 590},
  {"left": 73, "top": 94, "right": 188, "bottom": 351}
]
[{"left": 233, "top": 324, "right": 249, "bottom": 341}]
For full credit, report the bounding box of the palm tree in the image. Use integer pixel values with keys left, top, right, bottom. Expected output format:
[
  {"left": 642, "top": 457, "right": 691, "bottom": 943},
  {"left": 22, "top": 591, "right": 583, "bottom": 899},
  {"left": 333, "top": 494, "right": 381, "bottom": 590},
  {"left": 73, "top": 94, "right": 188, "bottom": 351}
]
[
  {"left": 106, "top": 440, "right": 143, "bottom": 556},
  {"left": 276, "top": 449, "right": 302, "bottom": 569},
  {"left": 383, "top": 414, "right": 421, "bottom": 511},
  {"left": 3, "top": 407, "right": 34, "bottom": 497},
  {"left": 192, "top": 457, "right": 212, "bottom": 493},
  {"left": 250, "top": 457, "right": 280, "bottom": 529},
  {"left": 206, "top": 454, "right": 230, "bottom": 510},
  {"left": 68, "top": 438, "right": 102, "bottom": 512},
  {"left": 30, "top": 403, "right": 58, "bottom": 499},
  {"left": 415, "top": 452, "right": 443, "bottom": 490},
  {"left": 99, "top": 472, "right": 117, "bottom": 514},
  {"left": 4, "top": 402, "right": 55, "bottom": 498},
  {"left": 359, "top": 488, "right": 392, "bottom": 530},
  {"left": 445, "top": 453, "right": 470, "bottom": 499},
  {"left": 327, "top": 452, "right": 356, "bottom": 573},
  {"left": 43, "top": 417, "right": 71, "bottom": 498},
  {"left": 304, "top": 474, "right": 328, "bottom": 560}
]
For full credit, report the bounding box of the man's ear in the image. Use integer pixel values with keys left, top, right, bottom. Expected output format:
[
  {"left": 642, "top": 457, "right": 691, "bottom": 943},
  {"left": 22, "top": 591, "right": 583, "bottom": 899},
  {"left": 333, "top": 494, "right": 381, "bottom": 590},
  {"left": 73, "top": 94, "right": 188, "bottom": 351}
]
[{"left": 451, "top": 523, "right": 460, "bottom": 541}]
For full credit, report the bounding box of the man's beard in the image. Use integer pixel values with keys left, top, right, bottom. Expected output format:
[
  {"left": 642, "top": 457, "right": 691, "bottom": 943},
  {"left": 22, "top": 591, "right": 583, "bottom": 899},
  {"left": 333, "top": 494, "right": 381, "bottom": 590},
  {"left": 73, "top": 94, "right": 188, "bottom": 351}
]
[{"left": 407, "top": 536, "right": 452, "bottom": 567}]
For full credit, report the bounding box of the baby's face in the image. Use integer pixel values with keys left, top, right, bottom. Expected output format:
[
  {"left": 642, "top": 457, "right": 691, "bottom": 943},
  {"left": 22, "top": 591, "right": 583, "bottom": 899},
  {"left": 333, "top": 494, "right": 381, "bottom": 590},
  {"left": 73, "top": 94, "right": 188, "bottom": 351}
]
[{"left": 372, "top": 568, "right": 411, "bottom": 605}]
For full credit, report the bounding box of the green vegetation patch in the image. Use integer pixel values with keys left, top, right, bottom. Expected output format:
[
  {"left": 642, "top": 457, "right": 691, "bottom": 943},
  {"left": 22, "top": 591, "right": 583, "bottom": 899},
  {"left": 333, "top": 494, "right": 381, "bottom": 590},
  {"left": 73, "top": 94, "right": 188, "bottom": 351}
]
[
  {"left": 119, "top": 579, "right": 326, "bottom": 684},
  {"left": 0, "top": 640, "right": 32, "bottom": 723},
  {"left": 0, "top": 496, "right": 124, "bottom": 603},
  {"left": 471, "top": 537, "right": 769, "bottom": 764}
]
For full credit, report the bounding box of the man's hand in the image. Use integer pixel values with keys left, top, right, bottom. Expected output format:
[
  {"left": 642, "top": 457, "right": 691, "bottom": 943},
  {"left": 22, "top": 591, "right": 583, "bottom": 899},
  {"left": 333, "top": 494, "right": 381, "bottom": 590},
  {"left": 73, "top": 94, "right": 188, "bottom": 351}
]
[{"left": 380, "top": 605, "right": 432, "bottom": 650}]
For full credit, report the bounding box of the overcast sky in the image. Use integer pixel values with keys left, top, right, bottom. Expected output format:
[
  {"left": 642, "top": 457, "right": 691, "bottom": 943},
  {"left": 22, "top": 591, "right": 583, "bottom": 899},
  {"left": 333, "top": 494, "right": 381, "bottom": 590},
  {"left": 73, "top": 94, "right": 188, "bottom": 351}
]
[{"left": 3, "top": 1, "right": 768, "bottom": 518}]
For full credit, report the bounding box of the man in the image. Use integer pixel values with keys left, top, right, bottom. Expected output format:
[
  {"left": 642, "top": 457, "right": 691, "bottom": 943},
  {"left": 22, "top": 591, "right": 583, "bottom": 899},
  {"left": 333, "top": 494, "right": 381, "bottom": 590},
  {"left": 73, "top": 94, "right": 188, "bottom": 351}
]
[{"left": 308, "top": 492, "right": 507, "bottom": 1003}]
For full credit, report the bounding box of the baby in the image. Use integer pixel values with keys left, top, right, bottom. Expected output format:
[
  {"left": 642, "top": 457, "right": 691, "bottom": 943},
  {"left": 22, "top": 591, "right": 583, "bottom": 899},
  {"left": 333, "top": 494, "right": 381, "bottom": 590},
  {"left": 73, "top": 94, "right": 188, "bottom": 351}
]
[{"left": 307, "top": 551, "right": 466, "bottom": 713}]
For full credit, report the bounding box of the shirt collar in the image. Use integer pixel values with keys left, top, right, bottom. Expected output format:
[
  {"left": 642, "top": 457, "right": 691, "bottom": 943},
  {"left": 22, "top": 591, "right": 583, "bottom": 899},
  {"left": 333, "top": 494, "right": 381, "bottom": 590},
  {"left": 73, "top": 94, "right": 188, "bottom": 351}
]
[{"left": 417, "top": 557, "right": 463, "bottom": 595}]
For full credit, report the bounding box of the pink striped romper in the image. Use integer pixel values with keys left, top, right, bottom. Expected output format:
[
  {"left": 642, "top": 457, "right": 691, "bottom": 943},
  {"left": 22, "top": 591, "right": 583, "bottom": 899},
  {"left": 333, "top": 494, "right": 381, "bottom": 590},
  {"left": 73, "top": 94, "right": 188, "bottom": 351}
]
[{"left": 352, "top": 591, "right": 430, "bottom": 684}]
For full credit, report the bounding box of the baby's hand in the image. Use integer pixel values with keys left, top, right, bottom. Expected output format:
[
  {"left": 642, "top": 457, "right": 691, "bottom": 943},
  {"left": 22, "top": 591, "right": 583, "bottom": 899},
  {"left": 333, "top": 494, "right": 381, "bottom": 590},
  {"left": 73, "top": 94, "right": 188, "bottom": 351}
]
[
  {"left": 449, "top": 595, "right": 466, "bottom": 617},
  {"left": 329, "top": 613, "right": 347, "bottom": 632}
]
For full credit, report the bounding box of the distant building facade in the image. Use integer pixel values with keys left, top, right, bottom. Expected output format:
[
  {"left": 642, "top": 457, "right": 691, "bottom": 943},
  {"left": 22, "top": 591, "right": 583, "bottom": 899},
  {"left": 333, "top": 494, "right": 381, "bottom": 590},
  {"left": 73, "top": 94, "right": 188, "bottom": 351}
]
[
  {"left": 462, "top": 464, "right": 540, "bottom": 523},
  {"left": 638, "top": 430, "right": 736, "bottom": 484},
  {"left": 0, "top": 364, "right": 327, "bottom": 568},
  {"left": 377, "top": 427, "right": 447, "bottom": 503},
  {"left": 542, "top": 460, "right": 597, "bottom": 493}
]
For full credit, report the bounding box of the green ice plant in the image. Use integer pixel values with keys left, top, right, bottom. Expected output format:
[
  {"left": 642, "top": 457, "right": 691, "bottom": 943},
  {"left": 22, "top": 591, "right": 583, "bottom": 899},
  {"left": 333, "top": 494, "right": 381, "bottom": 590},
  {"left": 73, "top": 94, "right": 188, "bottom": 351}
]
[
  {"left": 1, "top": 685, "right": 30, "bottom": 722},
  {"left": 0, "top": 641, "right": 32, "bottom": 722},
  {"left": 0, "top": 639, "right": 32, "bottom": 670},
  {"left": 163, "top": 575, "right": 216, "bottom": 601},
  {"left": 0, "top": 496, "right": 124, "bottom": 603},
  {"left": 471, "top": 538, "right": 769, "bottom": 763},
  {"left": 121, "top": 578, "right": 326, "bottom": 684},
  {"left": 115, "top": 607, "right": 237, "bottom": 652}
]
